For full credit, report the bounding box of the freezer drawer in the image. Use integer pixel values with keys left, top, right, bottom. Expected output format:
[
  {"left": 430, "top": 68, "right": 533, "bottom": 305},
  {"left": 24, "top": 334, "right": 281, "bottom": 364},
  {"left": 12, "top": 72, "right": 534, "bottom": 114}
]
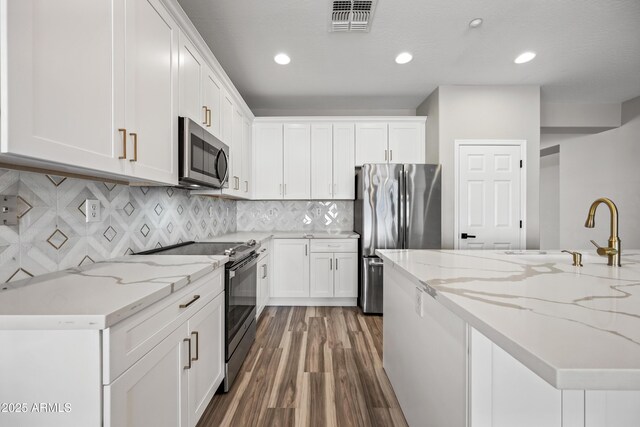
[{"left": 360, "top": 257, "right": 384, "bottom": 314}]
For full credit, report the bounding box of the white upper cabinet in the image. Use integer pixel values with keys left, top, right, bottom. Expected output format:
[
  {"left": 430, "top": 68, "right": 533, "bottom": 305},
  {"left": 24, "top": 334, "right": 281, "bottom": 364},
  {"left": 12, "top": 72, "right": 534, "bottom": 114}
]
[
  {"left": 202, "top": 66, "right": 222, "bottom": 139},
  {"left": 241, "top": 118, "right": 252, "bottom": 196},
  {"left": 311, "top": 124, "right": 334, "bottom": 200},
  {"left": 283, "top": 124, "right": 311, "bottom": 199},
  {"left": 123, "top": 0, "right": 179, "bottom": 184},
  {"left": 332, "top": 123, "right": 355, "bottom": 199},
  {"left": 221, "top": 89, "right": 234, "bottom": 146},
  {"left": 355, "top": 120, "right": 426, "bottom": 166},
  {"left": 355, "top": 122, "right": 388, "bottom": 165},
  {"left": 1, "top": 0, "right": 125, "bottom": 176},
  {"left": 388, "top": 121, "right": 425, "bottom": 164},
  {"left": 229, "top": 108, "right": 244, "bottom": 194},
  {"left": 253, "top": 123, "right": 283, "bottom": 199},
  {"left": 178, "top": 33, "right": 205, "bottom": 126}
]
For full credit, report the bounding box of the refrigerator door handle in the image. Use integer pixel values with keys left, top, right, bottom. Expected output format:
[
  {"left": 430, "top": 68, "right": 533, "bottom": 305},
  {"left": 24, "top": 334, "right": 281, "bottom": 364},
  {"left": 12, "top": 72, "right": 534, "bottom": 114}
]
[
  {"left": 398, "top": 168, "right": 405, "bottom": 249},
  {"left": 403, "top": 168, "right": 409, "bottom": 247}
]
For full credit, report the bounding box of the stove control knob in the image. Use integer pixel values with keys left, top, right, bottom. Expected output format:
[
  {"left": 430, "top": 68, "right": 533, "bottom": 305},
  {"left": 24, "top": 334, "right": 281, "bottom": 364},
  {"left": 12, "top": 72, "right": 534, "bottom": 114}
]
[
  {"left": 224, "top": 248, "right": 236, "bottom": 256},
  {"left": 247, "top": 239, "right": 257, "bottom": 246}
]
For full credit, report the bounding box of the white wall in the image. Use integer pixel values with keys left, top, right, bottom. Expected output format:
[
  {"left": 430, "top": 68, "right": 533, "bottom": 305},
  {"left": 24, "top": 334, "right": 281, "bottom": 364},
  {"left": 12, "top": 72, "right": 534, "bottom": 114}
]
[
  {"left": 540, "top": 152, "right": 560, "bottom": 249},
  {"left": 419, "top": 85, "right": 541, "bottom": 249},
  {"left": 559, "top": 95, "right": 640, "bottom": 250},
  {"left": 418, "top": 88, "right": 440, "bottom": 164}
]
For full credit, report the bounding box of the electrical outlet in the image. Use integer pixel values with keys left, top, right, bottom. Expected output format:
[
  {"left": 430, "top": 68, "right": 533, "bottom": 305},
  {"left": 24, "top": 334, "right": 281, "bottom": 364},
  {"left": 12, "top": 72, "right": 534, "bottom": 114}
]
[
  {"left": 85, "top": 199, "right": 101, "bottom": 223},
  {"left": 316, "top": 208, "right": 322, "bottom": 216},
  {"left": 268, "top": 209, "right": 274, "bottom": 216},
  {"left": 415, "top": 287, "right": 424, "bottom": 318}
]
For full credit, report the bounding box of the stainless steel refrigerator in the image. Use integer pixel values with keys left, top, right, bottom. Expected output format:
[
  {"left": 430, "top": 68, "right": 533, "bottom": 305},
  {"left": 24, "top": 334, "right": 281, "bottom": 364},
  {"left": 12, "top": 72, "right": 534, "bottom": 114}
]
[{"left": 355, "top": 164, "right": 441, "bottom": 314}]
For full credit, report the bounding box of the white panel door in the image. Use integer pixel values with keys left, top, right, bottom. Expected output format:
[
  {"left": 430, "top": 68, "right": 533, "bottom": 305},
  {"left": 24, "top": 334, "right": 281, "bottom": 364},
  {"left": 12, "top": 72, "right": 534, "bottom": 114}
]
[
  {"left": 355, "top": 123, "right": 388, "bottom": 166},
  {"left": 202, "top": 66, "right": 222, "bottom": 138},
  {"left": 272, "top": 239, "right": 310, "bottom": 298},
  {"left": 458, "top": 145, "right": 522, "bottom": 250},
  {"left": 187, "top": 293, "right": 224, "bottom": 427},
  {"left": 310, "top": 253, "right": 334, "bottom": 297},
  {"left": 105, "top": 323, "right": 188, "bottom": 427},
  {"left": 388, "top": 122, "right": 424, "bottom": 164},
  {"left": 283, "top": 124, "right": 311, "bottom": 199},
  {"left": 3, "top": 0, "right": 126, "bottom": 175},
  {"left": 253, "top": 123, "right": 283, "bottom": 199},
  {"left": 311, "top": 124, "right": 334, "bottom": 200},
  {"left": 178, "top": 33, "right": 204, "bottom": 126},
  {"left": 124, "top": 0, "right": 179, "bottom": 184},
  {"left": 333, "top": 123, "right": 356, "bottom": 199},
  {"left": 241, "top": 117, "right": 252, "bottom": 196},
  {"left": 333, "top": 253, "right": 358, "bottom": 298}
]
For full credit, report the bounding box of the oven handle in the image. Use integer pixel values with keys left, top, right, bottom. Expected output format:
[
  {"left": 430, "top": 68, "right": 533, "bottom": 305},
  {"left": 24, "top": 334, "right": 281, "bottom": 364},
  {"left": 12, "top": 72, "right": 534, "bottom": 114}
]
[{"left": 229, "top": 253, "right": 260, "bottom": 279}]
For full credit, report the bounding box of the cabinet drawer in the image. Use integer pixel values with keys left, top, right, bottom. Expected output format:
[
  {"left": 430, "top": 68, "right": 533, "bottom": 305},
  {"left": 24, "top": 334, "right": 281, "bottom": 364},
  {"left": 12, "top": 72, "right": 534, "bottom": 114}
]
[
  {"left": 103, "top": 267, "right": 223, "bottom": 384},
  {"left": 310, "top": 239, "right": 357, "bottom": 253}
]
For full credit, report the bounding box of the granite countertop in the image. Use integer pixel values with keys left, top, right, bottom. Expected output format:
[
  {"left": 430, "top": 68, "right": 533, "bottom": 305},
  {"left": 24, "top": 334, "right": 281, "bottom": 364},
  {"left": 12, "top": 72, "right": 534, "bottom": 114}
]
[
  {"left": 376, "top": 249, "right": 640, "bottom": 390},
  {"left": 0, "top": 254, "right": 227, "bottom": 330},
  {"left": 203, "top": 230, "right": 359, "bottom": 243}
]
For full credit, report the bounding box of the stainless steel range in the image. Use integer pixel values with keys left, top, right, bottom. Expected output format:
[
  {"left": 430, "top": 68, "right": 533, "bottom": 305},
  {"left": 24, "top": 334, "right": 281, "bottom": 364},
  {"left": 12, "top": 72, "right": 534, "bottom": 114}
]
[{"left": 137, "top": 240, "right": 259, "bottom": 392}]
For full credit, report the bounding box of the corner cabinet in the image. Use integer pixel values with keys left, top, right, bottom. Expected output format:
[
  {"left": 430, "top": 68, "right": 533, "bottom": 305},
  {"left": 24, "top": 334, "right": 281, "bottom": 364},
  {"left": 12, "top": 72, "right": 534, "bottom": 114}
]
[{"left": 1, "top": 0, "right": 179, "bottom": 185}]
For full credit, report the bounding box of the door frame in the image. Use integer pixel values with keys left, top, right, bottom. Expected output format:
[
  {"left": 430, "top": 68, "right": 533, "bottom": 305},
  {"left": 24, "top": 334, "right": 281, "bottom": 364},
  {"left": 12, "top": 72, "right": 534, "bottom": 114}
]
[{"left": 453, "top": 139, "right": 527, "bottom": 250}]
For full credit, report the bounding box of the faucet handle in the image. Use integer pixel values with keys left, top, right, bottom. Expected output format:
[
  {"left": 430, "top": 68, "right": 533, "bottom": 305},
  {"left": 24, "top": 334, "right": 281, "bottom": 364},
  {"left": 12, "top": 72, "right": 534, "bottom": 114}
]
[{"left": 590, "top": 240, "right": 618, "bottom": 257}]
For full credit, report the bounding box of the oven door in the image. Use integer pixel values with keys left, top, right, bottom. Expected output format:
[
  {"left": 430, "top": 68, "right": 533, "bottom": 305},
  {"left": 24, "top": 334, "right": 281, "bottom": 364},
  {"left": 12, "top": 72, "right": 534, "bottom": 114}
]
[{"left": 226, "top": 253, "right": 258, "bottom": 358}]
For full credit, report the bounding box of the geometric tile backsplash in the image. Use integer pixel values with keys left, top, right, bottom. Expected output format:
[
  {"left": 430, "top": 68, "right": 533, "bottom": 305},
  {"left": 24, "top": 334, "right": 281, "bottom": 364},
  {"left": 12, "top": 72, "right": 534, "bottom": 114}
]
[
  {"left": 237, "top": 200, "right": 353, "bottom": 232},
  {"left": 0, "top": 168, "right": 236, "bottom": 284}
]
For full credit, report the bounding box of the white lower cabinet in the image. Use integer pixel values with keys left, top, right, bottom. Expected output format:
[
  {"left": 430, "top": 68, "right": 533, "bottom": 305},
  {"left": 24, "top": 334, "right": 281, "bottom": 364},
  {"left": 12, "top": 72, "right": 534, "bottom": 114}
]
[
  {"left": 272, "top": 239, "right": 309, "bottom": 298},
  {"left": 256, "top": 247, "right": 270, "bottom": 317},
  {"left": 187, "top": 293, "right": 225, "bottom": 427},
  {"left": 271, "top": 238, "right": 358, "bottom": 304},
  {"left": 105, "top": 270, "right": 225, "bottom": 427},
  {"left": 105, "top": 323, "right": 189, "bottom": 427}
]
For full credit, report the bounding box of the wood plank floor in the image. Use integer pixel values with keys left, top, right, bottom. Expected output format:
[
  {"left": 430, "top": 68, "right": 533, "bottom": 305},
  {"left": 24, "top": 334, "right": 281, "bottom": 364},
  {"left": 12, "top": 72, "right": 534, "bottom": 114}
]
[{"left": 197, "top": 306, "right": 408, "bottom": 427}]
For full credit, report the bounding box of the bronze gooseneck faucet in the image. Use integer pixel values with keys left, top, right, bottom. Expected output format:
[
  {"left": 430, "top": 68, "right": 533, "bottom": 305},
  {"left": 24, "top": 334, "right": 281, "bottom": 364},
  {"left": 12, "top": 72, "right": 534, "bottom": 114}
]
[{"left": 584, "top": 197, "right": 621, "bottom": 267}]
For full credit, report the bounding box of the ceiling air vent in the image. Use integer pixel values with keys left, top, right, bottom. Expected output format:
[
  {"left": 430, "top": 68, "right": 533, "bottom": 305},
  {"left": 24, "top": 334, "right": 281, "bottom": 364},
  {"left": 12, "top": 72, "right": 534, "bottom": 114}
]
[{"left": 330, "top": 0, "right": 377, "bottom": 32}]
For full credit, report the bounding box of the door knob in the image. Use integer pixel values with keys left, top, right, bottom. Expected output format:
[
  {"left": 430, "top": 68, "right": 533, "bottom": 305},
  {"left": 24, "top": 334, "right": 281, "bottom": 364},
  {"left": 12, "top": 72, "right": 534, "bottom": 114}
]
[{"left": 461, "top": 233, "right": 476, "bottom": 239}]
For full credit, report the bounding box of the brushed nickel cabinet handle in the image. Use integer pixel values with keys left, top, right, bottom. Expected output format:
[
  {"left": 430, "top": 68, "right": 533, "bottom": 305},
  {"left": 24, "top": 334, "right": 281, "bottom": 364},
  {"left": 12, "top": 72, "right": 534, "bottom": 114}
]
[
  {"left": 279, "top": 184, "right": 282, "bottom": 195},
  {"left": 129, "top": 132, "right": 138, "bottom": 162},
  {"left": 390, "top": 150, "right": 393, "bottom": 161},
  {"left": 118, "top": 128, "right": 127, "bottom": 159},
  {"left": 335, "top": 258, "right": 339, "bottom": 270},
  {"left": 244, "top": 180, "right": 248, "bottom": 192},
  {"left": 179, "top": 294, "right": 200, "bottom": 308},
  {"left": 284, "top": 183, "right": 287, "bottom": 195},
  {"left": 191, "top": 331, "right": 199, "bottom": 361},
  {"left": 305, "top": 244, "right": 308, "bottom": 256},
  {"left": 330, "top": 258, "right": 332, "bottom": 270},
  {"left": 202, "top": 106, "right": 208, "bottom": 125},
  {"left": 384, "top": 150, "right": 388, "bottom": 161},
  {"left": 184, "top": 338, "right": 192, "bottom": 370}
]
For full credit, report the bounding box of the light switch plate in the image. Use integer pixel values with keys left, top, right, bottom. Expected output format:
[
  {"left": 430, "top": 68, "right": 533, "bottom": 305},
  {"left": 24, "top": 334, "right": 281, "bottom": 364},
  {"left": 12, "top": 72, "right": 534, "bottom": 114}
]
[{"left": 85, "top": 199, "right": 101, "bottom": 223}]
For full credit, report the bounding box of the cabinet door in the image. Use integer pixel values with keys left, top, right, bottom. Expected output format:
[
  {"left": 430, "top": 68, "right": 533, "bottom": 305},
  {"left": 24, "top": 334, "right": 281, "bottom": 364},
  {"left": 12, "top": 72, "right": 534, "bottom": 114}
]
[
  {"left": 333, "top": 253, "right": 358, "bottom": 297},
  {"left": 355, "top": 122, "right": 388, "bottom": 166},
  {"left": 272, "top": 239, "right": 309, "bottom": 298},
  {"left": 202, "top": 66, "right": 222, "bottom": 139},
  {"left": 124, "top": 0, "right": 179, "bottom": 185},
  {"left": 388, "top": 122, "right": 425, "bottom": 164},
  {"left": 310, "top": 124, "right": 333, "bottom": 200},
  {"left": 333, "top": 123, "right": 356, "bottom": 199},
  {"left": 242, "top": 118, "right": 252, "bottom": 197},
  {"left": 105, "top": 323, "right": 189, "bottom": 427},
  {"left": 283, "top": 124, "right": 311, "bottom": 199},
  {"left": 187, "top": 293, "right": 225, "bottom": 427},
  {"left": 229, "top": 108, "right": 243, "bottom": 193},
  {"left": 221, "top": 90, "right": 234, "bottom": 145},
  {"left": 253, "top": 123, "right": 283, "bottom": 199},
  {"left": 310, "top": 253, "right": 334, "bottom": 297},
  {"left": 3, "top": 0, "right": 125, "bottom": 175},
  {"left": 257, "top": 254, "right": 270, "bottom": 317},
  {"left": 178, "top": 32, "right": 204, "bottom": 126}
]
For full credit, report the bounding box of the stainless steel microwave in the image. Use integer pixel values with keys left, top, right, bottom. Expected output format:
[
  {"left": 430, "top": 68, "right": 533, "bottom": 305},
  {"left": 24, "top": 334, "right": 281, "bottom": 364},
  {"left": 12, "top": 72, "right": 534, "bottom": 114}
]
[{"left": 178, "top": 117, "right": 229, "bottom": 189}]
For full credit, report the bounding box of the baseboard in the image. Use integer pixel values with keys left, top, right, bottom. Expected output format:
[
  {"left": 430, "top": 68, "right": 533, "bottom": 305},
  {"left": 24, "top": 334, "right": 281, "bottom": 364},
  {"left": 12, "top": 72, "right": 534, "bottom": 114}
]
[{"left": 266, "top": 297, "right": 357, "bottom": 307}]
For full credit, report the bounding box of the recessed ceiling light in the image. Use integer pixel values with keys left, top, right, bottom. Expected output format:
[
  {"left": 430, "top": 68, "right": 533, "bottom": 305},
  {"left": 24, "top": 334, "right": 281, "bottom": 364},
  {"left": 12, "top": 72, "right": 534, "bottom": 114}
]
[
  {"left": 469, "top": 18, "right": 483, "bottom": 28},
  {"left": 274, "top": 53, "right": 291, "bottom": 65},
  {"left": 395, "top": 52, "right": 413, "bottom": 64},
  {"left": 514, "top": 51, "right": 536, "bottom": 64}
]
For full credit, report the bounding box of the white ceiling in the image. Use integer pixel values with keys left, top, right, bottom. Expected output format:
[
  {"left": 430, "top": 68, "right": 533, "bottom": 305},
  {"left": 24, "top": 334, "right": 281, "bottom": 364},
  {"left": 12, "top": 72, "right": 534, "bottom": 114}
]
[{"left": 177, "top": 0, "right": 640, "bottom": 113}]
